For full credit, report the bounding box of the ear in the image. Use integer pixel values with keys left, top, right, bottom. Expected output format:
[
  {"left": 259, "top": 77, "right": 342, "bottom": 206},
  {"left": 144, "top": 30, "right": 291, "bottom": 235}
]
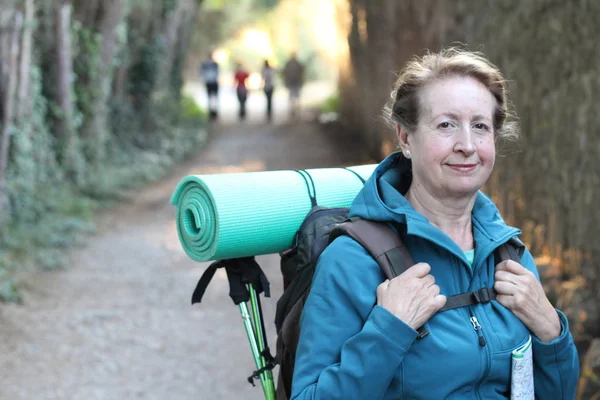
[{"left": 396, "top": 124, "right": 410, "bottom": 153}]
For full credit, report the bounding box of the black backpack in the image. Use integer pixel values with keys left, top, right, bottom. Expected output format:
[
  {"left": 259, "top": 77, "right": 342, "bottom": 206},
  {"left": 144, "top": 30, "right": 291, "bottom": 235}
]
[{"left": 273, "top": 206, "right": 524, "bottom": 400}]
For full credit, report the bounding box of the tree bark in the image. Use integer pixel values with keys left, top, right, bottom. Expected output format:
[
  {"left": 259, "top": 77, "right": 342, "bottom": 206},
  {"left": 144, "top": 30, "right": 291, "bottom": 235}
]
[
  {"left": 54, "top": 1, "right": 78, "bottom": 175},
  {"left": 99, "top": 0, "right": 123, "bottom": 67},
  {"left": 171, "top": 0, "right": 200, "bottom": 98},
  {"left": 156, "top": 0, "right": 196, "bottom": 94},
  {"left": 0, "top": 10, "right": 23, "bottom": 222},
  {"left": 73, "top": 0, "right": 101, "bottom": 28},
  {"left": 85, "top": 0, "right": 124, "bottom": 165},
  {"left": 16, "top": 0, "right": 34, "bottom": 119}
]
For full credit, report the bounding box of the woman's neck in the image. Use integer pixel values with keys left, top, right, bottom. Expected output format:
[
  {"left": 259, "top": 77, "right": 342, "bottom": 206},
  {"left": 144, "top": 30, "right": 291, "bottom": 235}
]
[{"left": 405, "top": 185, "right": 476, "bottom": 251}]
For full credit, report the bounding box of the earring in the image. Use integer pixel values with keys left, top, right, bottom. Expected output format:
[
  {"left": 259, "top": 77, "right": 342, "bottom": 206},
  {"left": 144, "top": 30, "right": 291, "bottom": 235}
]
[{"left": 404, "top": 150, "right": 411, "bottom": 158}]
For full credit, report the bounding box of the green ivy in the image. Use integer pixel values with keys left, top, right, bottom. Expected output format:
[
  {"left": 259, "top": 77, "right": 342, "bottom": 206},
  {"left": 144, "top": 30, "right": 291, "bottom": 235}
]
[
  {"left": 0, "top": 269, "right": 21, "bottom": 303},
  {"left": 1, "top": 2, "right": 209, "bottom": 302}
]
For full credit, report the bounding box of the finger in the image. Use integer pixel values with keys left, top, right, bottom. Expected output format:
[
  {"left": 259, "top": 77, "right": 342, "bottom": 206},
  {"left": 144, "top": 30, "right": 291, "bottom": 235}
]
[
  {"left": 494, "top": 281, "right": 518, "bottom": 295},
  {"left": 421, "top": 274, "right": 435, "bottom": 287},
  {"left": 496, "top": 259, "right": 529, "bottom": 275},
  {"left": 495, "top": 260, "right": 510, "bottom": 271},
  {"left": 495, "top": 294, "right": 513, "bottom": 309},
  {"left": 376, "top": 280, "right": 390, "bottom": 296},
  {"left": 429, "top": 283, "right": 440, "bottom": 296},
  {"left": 405, "top": 262, "right": 431, "bottom": 278},
  {"left": 494, "top": 270, "right": 519, "bottom": 285},
  {"left": 433, "top": 294, "right": 447, "bottom": 310}
]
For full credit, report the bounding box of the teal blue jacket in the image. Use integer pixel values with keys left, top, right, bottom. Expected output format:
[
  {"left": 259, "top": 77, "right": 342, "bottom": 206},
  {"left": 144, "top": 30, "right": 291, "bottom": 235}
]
[{"left": 291, "top": 153, "right": 579, "bottom": 400}]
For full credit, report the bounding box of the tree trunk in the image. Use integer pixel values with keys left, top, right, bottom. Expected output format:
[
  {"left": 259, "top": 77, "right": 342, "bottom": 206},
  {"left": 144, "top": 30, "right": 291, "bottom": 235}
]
[
  {"left": 113, "top": 63, "right": 127, "bottom": 102},
  {"left": 171, "top": 0, "right": 200, "bottom": 99},
  {"left": 0, "top": 9, "right": 22, "bottom": 222},
  {"left": 16, "top": 0, "right": 34, "bottom": 120},
  {"left": 54, "top": 1, "right": 78, "bottom": 177},
  {"left": 85, "top": 0, "right": 125, "bottom": 165},
  {"left": 99, "top": 0, "right": 123, "bottom": 67},
  {"left": 156, "top": 0, "right": 195, "bottom": 95},
  {"left": 73, "top": 0, "right": 101, "bottom": 28}
]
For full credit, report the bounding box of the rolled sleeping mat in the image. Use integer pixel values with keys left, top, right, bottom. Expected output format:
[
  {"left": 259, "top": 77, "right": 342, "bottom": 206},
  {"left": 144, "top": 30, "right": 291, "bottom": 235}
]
[{"left": 170, "top": 165, "right": 377, "bottom": 262}]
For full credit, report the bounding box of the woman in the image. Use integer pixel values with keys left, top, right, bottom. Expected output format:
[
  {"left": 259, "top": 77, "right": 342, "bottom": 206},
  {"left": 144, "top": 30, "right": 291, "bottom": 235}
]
[
  {"left": 291, "top": 48, "right": 579, "bottom": 399},
  {"left": 233, "top": 61, "right": 249, "bottom": 120},
  {"left": 262, "top": 60, "right": 275, "bottom": 121}
]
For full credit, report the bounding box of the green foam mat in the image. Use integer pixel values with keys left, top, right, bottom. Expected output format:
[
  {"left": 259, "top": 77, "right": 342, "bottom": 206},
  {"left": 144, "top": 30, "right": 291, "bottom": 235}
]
[{"left": 170, "top": 165, "right": 377, "bottom": 261}]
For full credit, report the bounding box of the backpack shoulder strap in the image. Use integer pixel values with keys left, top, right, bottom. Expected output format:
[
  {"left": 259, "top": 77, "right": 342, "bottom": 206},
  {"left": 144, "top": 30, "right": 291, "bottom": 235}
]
[
  {"left": 494, "top": 237, "right": 525, "bottom": 265},
  {"left": 330, "top": 218, "right": 413, "bottom": 280},
  {"left": 330, "top": 218, "right": 432, "bottom": 338}
]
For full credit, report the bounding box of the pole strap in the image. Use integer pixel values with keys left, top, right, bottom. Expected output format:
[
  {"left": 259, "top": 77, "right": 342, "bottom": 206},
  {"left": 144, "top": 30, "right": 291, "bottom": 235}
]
[
  {"left": 191, "top": 257, "right": 271, "bottom": 305},
  {"left": 247, "top": 348, "right": 277, "bottom": 386}
]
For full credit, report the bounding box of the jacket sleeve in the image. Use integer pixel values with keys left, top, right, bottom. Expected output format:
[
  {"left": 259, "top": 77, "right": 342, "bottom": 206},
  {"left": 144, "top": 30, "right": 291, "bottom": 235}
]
[
  {"left": 291, "top": 236, "right": 418, "bottom": 400},
  {"left": 519, "top": 249, "right": 580, "bottom": 400}
]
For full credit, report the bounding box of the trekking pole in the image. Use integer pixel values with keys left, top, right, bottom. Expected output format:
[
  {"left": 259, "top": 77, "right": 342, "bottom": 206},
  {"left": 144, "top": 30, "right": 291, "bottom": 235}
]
[
  {"left": 191, "top": 258, "right": 274, "bottom": 399},
  {"left": 239, "top": 301, "right": 276, "bottom": 400},
  {"left": 248, "top": 284, "right": 276, "bottom": 400}
]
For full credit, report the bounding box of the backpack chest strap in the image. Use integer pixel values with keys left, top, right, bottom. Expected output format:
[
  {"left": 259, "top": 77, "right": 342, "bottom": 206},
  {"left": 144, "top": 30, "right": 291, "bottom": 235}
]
[{"left": 439, "top": 287, "right": 497, "bottom": 312}]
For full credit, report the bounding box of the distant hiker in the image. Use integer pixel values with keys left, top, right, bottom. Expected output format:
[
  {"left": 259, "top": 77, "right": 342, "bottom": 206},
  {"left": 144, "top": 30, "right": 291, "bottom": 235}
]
[
  {"left": 200, "top": 51, "right": 220, "bottom": 119},
  {"left": 282, "top": 52, "right": 304, "bottom": 117},
  {"left": 233, "top": 62, "right": 250, "bottom": 120},
  {"left": 262, "top": 60, "right": 275, "bottom": 121}
]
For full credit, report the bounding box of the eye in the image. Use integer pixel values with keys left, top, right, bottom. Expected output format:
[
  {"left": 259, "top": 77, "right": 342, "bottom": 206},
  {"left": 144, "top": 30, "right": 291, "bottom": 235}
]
[
  {"left": 438, "top": 122, "right": 452, "bottom": 129},
  {"left": 474, "top": 123, "right": 490, "bottom": 131}
]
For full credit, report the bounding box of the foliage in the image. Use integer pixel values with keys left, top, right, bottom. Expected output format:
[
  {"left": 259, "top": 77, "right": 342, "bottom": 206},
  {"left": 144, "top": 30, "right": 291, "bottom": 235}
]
[
  {"left": 72, "top": 22, "right": 107, "bottom": 165},
  {"left": 128, "top": 38, "right": 164, "bottom": 116},
  {"left": 0, "top": 0, "right": 207, "bottom": 301},
  {"left": 89, "top": 94, "right": 207, "bottom": 202},
  {"left": 0, "top": 269, "right": 21, "bottom": 303},
  {"left": 204, "top": 0, "right": 280, "bottom": 11},
  {"left": 7, "top": 66, "right": 64, "bottom": 222},
  {"left": 319, "top": 94, "right": 340, "bottom": 113},
  {"left": 181, "top": 94, "right": 208, "bottom": 120}
]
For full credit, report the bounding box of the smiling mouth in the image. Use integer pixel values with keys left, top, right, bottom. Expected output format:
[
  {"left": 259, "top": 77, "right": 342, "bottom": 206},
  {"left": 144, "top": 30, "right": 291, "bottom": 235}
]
[{"left": 447, "top": 164, "right": 478, "bottom": 172}]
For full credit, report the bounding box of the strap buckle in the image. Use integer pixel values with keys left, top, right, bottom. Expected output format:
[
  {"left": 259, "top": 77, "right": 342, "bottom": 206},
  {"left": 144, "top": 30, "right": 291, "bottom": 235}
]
[{"left": 473, "top": 287, "right": 493, "bottom": 304}]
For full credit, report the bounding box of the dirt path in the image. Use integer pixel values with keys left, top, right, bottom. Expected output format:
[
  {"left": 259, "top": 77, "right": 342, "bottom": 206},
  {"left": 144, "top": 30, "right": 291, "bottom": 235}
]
[{"left": 0, "top": 91, "right": 373, "bottom": 400}]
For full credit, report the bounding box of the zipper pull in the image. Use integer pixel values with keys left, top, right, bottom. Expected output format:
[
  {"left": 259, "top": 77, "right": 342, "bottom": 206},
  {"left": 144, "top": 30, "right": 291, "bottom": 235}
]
[
  {"left": 470, "top": 316, "right": 487, "bottom": 347},
  {"left": 469, "top": 316, "right": 481, "bottom": 330}
]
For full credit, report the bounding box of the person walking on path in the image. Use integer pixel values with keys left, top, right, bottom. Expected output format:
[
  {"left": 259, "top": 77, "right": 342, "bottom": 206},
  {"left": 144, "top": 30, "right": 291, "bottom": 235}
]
[
  {"left": 200, "top": 51, "right": 220, "bottom": 119},
  {"left": 290, "top": 47, "right": 579, "bottom": 399},
  {"left": 233, "top": 61, "right": 250, "bottom": 120},
  {"left": 261, "top": 60, "right": 275, "bottom": 121},
  {"left": 282, "top": 52, "right": 304, "bottom": 117}
]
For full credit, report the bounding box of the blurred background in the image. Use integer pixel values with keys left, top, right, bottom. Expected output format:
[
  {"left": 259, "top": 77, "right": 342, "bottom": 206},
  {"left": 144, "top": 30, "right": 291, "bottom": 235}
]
[{"left": 0, "top": 0, "right": 598, "bottom": 399}]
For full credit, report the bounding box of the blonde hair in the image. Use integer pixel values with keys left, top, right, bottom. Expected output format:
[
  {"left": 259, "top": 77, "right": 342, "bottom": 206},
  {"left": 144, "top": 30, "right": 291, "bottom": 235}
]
[{"left": 384, "top": 47, "right": 519, "bottom": 141}]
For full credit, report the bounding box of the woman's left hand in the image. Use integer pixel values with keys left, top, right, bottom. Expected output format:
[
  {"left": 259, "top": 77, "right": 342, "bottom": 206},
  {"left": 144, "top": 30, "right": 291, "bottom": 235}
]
[{"left": 494, "top": 260, "right": 561, "bottom": 342}]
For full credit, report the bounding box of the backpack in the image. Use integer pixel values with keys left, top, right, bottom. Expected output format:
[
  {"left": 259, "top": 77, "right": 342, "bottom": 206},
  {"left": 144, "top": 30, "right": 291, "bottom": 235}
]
[{"left": 273, "top": 207, "right": 524, "bottom": 400}]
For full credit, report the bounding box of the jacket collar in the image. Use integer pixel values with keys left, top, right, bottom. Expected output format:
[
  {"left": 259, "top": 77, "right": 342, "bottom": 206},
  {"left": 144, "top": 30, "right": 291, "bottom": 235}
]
[{"left": 350, "top": 152, "right": 521, "bottom": 265}]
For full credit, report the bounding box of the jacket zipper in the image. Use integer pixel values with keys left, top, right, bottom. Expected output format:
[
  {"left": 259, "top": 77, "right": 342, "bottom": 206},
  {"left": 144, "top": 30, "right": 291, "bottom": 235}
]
[
  {"left": 469, "top": 315, "right": 486, "bottom": 347},
  {"left": 470, "top": 309, "right": 491, "bottom": 399}
]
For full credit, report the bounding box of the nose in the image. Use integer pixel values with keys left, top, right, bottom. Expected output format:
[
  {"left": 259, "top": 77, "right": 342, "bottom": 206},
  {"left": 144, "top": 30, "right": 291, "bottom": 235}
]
[{"left": 453, "top": 125, "right": 476, "bottom": 156}]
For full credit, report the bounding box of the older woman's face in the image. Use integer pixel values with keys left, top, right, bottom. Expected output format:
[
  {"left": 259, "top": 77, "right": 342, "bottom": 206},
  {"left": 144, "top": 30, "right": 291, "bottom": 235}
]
[{"left": 401, "top": 76, "right": 496, "bottom": 199}]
